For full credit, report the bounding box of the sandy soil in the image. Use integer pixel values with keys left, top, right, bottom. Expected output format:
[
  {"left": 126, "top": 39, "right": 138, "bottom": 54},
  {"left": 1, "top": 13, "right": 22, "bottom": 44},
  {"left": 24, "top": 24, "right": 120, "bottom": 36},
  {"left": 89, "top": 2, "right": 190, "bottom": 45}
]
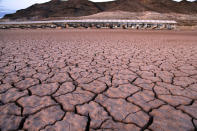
[{"left": 0, "top": 29, "right": 197, "bottom": 131}]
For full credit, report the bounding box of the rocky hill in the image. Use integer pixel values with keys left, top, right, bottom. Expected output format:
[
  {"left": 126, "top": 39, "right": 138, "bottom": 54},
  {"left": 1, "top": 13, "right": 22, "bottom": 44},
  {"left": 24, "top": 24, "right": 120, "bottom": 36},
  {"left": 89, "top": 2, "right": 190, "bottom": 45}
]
[{"left": 3, "top": 0, "right": 197, "bottom": 20}]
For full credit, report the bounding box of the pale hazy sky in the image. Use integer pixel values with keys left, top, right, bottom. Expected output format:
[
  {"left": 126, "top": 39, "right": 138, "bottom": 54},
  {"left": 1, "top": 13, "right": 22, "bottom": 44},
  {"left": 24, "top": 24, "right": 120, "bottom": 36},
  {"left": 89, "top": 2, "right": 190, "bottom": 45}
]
[{"left": 0, "top": 0, "right": 196, "bottom": 18}]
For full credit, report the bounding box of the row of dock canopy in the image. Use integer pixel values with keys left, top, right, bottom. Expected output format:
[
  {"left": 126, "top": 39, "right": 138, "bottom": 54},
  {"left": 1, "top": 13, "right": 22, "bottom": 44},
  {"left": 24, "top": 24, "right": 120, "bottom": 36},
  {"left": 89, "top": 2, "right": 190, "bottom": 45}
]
[{"left": 0, "top": 19, "right": 177, "bottom": 25}]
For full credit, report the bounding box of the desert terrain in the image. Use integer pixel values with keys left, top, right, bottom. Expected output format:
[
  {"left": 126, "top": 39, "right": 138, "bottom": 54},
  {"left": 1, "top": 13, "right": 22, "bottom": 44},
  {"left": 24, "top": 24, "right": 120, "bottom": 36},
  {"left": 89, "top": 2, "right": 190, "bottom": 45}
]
[{"left": 0, "top": 29, "right": 197, "bottom": 131}]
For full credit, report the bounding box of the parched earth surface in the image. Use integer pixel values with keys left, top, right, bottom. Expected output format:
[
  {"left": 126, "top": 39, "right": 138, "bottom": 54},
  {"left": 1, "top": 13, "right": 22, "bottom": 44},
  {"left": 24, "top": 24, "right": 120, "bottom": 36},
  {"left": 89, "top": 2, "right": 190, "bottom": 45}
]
[{"left": 0, "top": 29, "right": 197, "bottom": 131}]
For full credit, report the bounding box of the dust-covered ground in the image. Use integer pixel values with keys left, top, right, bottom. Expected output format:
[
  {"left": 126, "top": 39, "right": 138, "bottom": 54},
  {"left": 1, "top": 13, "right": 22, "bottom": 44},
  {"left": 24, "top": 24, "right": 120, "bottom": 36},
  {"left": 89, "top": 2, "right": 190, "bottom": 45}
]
[{"left": 0, "top": 29, "right": 197, "bottom": 131}]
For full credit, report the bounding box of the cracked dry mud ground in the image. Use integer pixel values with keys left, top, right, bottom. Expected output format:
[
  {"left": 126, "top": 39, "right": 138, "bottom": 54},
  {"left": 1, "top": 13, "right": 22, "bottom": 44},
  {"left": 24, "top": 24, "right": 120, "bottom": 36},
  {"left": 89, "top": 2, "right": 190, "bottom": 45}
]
[{"left": 0, "top": 29, "right": 197, "bottom": 131}]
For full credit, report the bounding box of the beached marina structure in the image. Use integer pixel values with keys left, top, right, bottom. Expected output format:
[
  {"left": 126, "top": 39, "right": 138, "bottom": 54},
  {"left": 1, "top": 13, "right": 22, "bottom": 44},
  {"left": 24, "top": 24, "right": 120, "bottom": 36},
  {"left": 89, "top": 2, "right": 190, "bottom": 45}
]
[{"left": 0, "top": 19, "right": 177, "bottom": 29}]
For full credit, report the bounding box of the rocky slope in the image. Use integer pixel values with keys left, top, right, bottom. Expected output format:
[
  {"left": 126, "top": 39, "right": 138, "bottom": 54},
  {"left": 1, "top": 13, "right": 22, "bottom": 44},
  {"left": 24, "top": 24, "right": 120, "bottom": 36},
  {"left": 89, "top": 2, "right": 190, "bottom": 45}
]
[{"left": 3, "top": 0, "right": 197, "bottom": 20}]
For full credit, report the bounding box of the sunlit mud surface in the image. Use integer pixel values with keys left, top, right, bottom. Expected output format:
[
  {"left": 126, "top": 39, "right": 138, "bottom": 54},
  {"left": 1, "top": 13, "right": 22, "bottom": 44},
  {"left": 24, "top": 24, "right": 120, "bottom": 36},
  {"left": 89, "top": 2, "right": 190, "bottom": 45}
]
[{"left": 0, "top": 29, "right": 197, "bottom": 131}]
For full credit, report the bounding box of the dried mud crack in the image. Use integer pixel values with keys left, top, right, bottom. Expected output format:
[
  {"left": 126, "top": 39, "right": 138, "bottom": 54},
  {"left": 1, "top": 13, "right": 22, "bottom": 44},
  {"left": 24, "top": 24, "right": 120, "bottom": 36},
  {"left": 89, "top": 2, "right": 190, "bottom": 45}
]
[{"left": 0, "top": 29, "right": 197, "bottom": 131}]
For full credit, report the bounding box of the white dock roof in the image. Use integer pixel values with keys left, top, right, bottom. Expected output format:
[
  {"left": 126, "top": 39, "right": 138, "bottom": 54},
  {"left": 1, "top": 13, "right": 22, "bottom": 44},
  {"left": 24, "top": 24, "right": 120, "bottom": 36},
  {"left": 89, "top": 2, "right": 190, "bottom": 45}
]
[{"left": 0, "top": 19, "right": 177, "bottom": 25}]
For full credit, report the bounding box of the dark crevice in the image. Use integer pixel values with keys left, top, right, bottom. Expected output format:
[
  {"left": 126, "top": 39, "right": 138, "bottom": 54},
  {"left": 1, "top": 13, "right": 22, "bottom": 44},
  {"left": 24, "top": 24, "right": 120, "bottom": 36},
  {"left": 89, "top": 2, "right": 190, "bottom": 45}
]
[
  {"left": 171, "top": 74, "right": 175, "bottom": 85},
  {"left": 50, "top": 83, "right": 62, "bottom": 96},
  {"left": 192, "top": 118, "right": 197, "bottom": 130},
  {"left": 125, "top": 90, "right": 141, "bottom": 100},
  {"left": 18, "top": 115, "right": 29, "bottom": 130},
  {"left": 12, "top": 95, "right": 29, "bottom": 105},
  {"left": 85, "top": 114, "right": 91, "bottom": 131},
  {"left": 0, "top": 87, "right": 12, "bottom": 94},
  {"left": 91, "top": 118, "right": 110, "bottom": 130},
  {"left": 39, "top": 112, "right": 66, "bottom": 131},
  {"left": 50, "top": 96, "right": 66, "bottom": 112},
  {"left": 28, "top": 104, "right": 58, "bottom": 116},
  {"left": 74, "top": 93, "right": 97, "bottom": 108},
  {"left": 89, "top": 94, "right": 98, "bottom": 103},
  {"left": 154, "top": 73, "right": 156, "bottom": 77},
  {"left": 15, "top": 101, "right": 24, "bottom": 116},
  {"left": 0, "top": 80, "right": 3, "bottom": 85},
  {"left": 186, "top": 99, "right": 195, "bottom": 106},
  {"left": 97, "top": 83, "right": 110, "bottom": 95},
  {"left": 58, "top": 82, "right": 63, "bottom": 86},
  {"left": 0, "top": 100, "right": 4, "bottom": 106},
  {"left": 26, "top": 64, "right": 31, "bottom": 68},
  {"left": 38, "top": 78, "right": 42, "bottom": 84},
  {"left": 83, "top": 76, "right": 104, "bottom": 85},
  {"left": 27, "top": 89, "right": 32, "bottom": 96},
  {"left": 74, "top": 106, "right": 78, "bottom": 114},
  {"left": 67, "top": 72, "right": 76, "bottom": 82},
  {"left": 129, "top": 77, "right": 138, "bottom": 84},
  {"left": 152, "top": 84, "right": 159, "bottom": 99},
  {"left": 11, "top": 82, "right": 16, "bottom": 88},
  {"left": 148, "top": 104, "right": 167, "bottom": 113},
  {"left": 80, "top": 83, "right": 109, "bottom": 104},
  {"left": 95, "top": 101, "right": 141, "bottom": 128},
  {"left": 176, "top": 107, "right": 196, "bottom": 120},
  {"left": 110, "top": 74, "right": 113, "bottom": 85},
  {"left": 140, "top": 116, "right": 153, "bottom": 131}
]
